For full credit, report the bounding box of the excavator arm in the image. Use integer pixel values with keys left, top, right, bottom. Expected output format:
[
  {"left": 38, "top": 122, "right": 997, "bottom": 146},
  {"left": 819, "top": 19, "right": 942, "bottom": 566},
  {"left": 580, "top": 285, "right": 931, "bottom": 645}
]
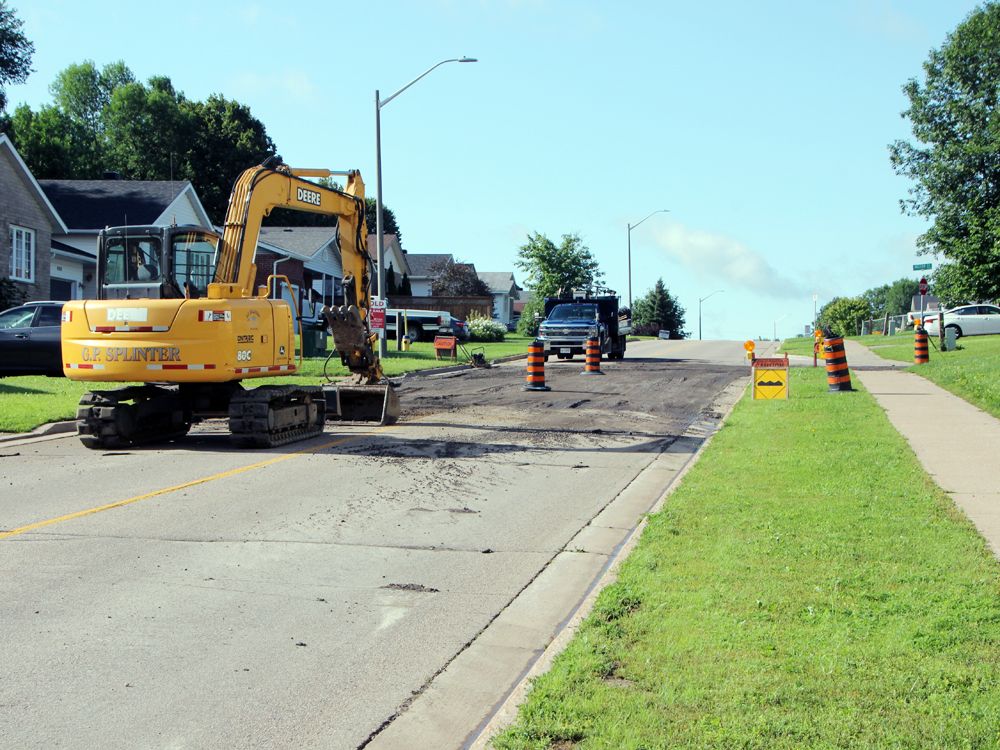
[{"left": 213, "top": 157, "right": 384, "bottom": 382}]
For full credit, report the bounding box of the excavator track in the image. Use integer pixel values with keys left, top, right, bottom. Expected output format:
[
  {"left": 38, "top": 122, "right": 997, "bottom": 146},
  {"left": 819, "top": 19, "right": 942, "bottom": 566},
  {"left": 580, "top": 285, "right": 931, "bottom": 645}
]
[
  {"left": 228, "top": 385, "right": 326, "bottom": 448},
  {"left": 77, "top": 385, "right": 192, "bottom": 450}
]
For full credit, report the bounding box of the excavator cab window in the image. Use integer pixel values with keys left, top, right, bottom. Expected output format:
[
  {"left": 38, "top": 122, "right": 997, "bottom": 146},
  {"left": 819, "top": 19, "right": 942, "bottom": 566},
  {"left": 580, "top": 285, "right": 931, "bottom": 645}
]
[
  {"left": 104, "top": 237, "right": 162, "bottom": 285},
  {"left": 171, "top": 231, "right": 219, "bottom": 299}
]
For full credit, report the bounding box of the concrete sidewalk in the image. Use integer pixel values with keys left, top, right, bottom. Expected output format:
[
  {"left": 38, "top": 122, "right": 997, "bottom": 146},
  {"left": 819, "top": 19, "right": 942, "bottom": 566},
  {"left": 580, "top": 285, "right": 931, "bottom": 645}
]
[{"left": 839, "top": 340, "right": 1000, "bottom": 559}]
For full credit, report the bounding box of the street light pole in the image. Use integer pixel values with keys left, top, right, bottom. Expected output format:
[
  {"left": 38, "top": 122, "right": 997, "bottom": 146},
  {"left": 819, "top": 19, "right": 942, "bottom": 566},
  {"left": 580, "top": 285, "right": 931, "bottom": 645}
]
[
  {"left": 773, "top": 313, "right": 788, "bottom": 342},
  {"left": 698, "top": 289, "right": 724, "bottom": 341},
  {"left": 374, "top": 56, "right": 477, "bottom": 356},
  {"left": 626, "top": 209, "right": 669, "bottom": 308}
]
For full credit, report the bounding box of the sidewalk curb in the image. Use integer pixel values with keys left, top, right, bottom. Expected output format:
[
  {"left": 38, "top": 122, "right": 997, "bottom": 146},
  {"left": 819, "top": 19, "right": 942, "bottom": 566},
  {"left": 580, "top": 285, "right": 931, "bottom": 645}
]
[
  {"left": 464, "top": 376, "right": 750, "bottom": 749},
  {"left": 0, "top": 420, "right": 76, "bottom": 444}
]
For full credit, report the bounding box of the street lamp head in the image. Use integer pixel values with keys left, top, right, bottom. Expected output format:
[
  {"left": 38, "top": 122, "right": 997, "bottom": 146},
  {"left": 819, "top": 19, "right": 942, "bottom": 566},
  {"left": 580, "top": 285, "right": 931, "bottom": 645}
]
[{"left": 459, "top": 57, "right": 478, "bottom": 63}]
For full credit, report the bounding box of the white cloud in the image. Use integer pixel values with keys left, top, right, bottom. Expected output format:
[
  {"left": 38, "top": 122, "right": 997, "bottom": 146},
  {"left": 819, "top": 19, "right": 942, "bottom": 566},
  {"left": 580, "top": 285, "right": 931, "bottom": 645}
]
[{"left": 650, "top": 223, "right": 810, "bottom": 300}]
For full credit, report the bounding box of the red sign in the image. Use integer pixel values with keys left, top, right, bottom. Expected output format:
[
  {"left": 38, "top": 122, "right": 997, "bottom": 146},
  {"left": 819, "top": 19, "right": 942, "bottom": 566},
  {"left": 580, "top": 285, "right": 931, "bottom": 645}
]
[
  {"left": 369, "top": 298, "right": 386, "bottom": 331},
  {"left": 919, "top": 277, "right": 928, "bottom": 295},
  {"left": 752, "top": 357, "right": 790, "bottom": 369}
]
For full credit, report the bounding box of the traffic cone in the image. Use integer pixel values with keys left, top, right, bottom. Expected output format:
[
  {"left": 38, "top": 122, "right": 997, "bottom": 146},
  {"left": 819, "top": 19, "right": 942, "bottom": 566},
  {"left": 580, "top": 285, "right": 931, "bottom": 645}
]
[
  {"left": 581, "top": 337, "right": 604, "bottom": 376},
  {"left": 914, "top": 326, "right": 930, "bottom": 365},
  {"left": 524, "top": 339, "right": 551, "bottom": 391},
  {"left": 822, "top": 330, "right": 853, "bottom": 392}
]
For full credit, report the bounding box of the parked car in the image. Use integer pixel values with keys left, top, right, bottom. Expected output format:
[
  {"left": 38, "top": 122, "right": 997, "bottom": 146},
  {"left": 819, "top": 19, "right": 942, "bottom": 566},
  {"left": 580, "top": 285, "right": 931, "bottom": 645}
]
[
  {"left": 922, "top": 303, "right": 1000, "bottom": 338},
  {"left": 0, "top": 301, "right": 65, "bottom": 377},
  {"left": 450, "top": 318, "right": 470, "bottom": 341}
]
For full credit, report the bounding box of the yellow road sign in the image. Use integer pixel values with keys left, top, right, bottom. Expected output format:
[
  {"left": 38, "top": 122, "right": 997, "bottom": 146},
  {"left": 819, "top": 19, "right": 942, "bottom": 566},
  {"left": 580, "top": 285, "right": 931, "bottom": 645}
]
[{"left": 752, "top": 359, "right": 789, "bottom": 400}]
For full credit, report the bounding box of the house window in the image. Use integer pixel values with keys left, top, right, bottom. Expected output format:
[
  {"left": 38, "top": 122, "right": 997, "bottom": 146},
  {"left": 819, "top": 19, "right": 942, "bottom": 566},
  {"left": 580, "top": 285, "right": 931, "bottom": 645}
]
[{"left": 9, "top": 225, "right": 36, "bottom": 283}]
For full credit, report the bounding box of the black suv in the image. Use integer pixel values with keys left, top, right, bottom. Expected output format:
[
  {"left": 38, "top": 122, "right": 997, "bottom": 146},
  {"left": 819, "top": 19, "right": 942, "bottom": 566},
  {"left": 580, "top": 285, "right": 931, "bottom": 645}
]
[{"left": 0, "top": 301, "right": 65, "bottom": 377}]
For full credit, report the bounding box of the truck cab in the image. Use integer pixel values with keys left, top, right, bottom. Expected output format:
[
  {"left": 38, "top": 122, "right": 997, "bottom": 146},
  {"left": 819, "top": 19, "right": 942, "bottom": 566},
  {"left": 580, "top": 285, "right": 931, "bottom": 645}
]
[{"left": 538, "top": 293, "right": 630, "bottom": 360}]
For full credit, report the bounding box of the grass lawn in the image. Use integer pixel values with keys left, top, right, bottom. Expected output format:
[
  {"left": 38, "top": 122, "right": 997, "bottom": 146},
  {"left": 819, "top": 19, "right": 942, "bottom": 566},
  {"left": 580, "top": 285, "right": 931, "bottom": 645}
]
[
  {"left": 0, "top": 335, "right": 533, "bottom": 433},
  {"left": 780, "top": 333, "right": 1000, "bottom": 420},
  {"left": 493, "top": 366, "right": 1000, "bottom": 749}
]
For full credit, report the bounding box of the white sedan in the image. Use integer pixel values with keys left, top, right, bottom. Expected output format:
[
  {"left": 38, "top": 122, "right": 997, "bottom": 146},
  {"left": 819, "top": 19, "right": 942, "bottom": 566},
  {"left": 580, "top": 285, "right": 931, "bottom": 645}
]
[{"left": 923, "top": 304, "right": 1000, "bottom": 338}]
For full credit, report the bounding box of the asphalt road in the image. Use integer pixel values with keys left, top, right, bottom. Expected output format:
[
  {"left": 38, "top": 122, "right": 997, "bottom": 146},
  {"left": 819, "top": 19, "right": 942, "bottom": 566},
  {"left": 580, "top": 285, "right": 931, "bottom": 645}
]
[{"left": 0, "top": 339, "right": 764, "bottom": 749}]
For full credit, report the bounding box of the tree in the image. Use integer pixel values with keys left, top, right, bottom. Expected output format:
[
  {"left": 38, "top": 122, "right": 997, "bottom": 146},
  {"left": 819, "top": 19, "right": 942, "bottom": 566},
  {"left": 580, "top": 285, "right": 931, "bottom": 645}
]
[
  {"left": 105, "top": 77, "right": 194, "bottom": 182},
  {"left": 365, "top": 198, "right": 402, "bottom": 244},
  {"left": 817, "top": 296, "right": 871, "bottom": 337},
  {"left": 385, "top": 261, "right": 398, "bottom": 295},
  {"left": 185, "top": 93, "right": 274, "bottom": 221},
  {"left": 7, "top": 103, "right": 84, "bottom": 177},
  {"left": 10, "top": 62, "right": 277, "bottom": 225},
  {"left": 516, "top": 297, "right": 545, "bottom": 337},
  {"left": 515, "top": 232, "right": 603, "bottom": 298},
  {"left": 430, "top": 259, "right": 490, "bottom": 296},
  {"left": 0, "top": 1, "right": 33, "bottom": 113},
  {"left": 45, "top": 60, "right": 134, "bottom": 176},
  {"left": 929, "top": 262, "right": 970, "bottom": 308},
  {"left": 862, "top": 278, "right": 920, "bottom": 319},
  {"left": 632, "top": 278, "right": 687, "bottom": 338},
  {"left": 889, "top": 4, "right": 1000, "bottom": 303}
]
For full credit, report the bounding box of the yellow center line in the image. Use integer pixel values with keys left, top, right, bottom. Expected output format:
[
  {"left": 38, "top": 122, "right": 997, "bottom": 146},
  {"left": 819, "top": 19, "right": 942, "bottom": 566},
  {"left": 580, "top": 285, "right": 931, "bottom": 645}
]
[{"left": 0, "top": 433, "right": 368, "bottom": 541}]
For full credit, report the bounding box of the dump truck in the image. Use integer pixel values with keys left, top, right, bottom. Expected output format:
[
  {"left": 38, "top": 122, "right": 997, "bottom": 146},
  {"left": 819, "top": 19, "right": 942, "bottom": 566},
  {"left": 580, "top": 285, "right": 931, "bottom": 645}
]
[{"left": 537, "top": 292, "right": 630, "bottom": 360}]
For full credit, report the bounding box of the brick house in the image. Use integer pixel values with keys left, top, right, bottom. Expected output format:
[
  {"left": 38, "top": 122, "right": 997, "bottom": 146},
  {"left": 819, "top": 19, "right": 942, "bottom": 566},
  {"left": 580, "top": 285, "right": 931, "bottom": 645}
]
[{"left": 0, "top": 135, "right": 68, "bottom": 302}]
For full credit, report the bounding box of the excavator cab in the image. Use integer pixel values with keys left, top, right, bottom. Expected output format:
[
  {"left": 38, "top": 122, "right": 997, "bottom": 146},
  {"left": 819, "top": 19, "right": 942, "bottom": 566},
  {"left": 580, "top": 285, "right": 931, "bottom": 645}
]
[{"left": 97, "top": 226, "right": 220, "bottom": 301}]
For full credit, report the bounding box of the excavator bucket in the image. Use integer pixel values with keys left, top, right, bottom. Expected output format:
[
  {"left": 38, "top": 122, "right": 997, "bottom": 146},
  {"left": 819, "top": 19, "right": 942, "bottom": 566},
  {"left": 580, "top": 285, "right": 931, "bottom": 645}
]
[{"left": 323, "top": 383, "right": 400, "bottom": 425}]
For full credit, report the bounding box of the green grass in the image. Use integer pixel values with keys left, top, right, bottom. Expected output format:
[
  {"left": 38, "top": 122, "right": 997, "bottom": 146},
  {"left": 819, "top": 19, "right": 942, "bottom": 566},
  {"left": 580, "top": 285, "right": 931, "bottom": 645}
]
[
  {"left": 0, "top": 336, "right": 533, "bottom": 433},
  {"left": 493, "top": 367, "right": 1000, "bottom": 749},
  {"left": 0, "top": 377, "right": 98, "bottom": 433},
  {"left": 780, "top": 333, "right": 1000, "bottom": 420},
  {"left": 778, "top": 336, "right": 822, "bottom": 357}
]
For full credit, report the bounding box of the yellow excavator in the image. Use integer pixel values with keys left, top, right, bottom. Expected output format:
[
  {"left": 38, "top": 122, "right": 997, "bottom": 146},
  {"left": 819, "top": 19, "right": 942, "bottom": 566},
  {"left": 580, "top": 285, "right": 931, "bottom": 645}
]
[{"left": 60, "top": 157, "right": 399, "bottom": 448}]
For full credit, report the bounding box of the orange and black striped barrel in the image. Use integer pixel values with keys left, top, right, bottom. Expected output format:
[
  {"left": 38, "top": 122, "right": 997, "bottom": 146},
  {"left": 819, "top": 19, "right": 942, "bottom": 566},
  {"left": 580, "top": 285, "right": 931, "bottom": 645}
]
[
  {"left": 581, "top": 337, "right": 604, "bottom": 376},
  {"left": 914, "top": 327, "right": 929, "bottom": 365},
  {"left": 524, "top": 339, "right": 551, "bottom": 391},
  {"left": 822, "top": 335, "right": 853, "bottom": 392}
]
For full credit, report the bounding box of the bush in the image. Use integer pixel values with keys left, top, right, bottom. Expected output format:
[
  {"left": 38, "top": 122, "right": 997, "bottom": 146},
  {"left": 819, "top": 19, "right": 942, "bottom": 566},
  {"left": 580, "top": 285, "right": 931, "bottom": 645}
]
[
  {"left": 0, "top": 279, "right": 28, "bottom": 312},
  {"left": 467, "top": 313, "right": 506, "bottom": 342},
  {"left": 517, "top": 298, "right": 544, "bottom": 337}
]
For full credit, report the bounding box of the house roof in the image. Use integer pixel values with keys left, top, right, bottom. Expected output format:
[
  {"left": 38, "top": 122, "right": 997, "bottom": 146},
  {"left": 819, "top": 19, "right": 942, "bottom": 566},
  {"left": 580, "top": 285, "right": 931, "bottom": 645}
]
[
  {"left": 51, "top": 239, "right": 93, "bottom": 259},
  {"left": 38, "top": 179, "right": 193, "bottom": 229},
  {"left": 364, "top": 233, "right": 408, "bottom": 274},
  {"left": 406, "top": 253, "right": 454, "bottom": 277},
  {"left": 259, "top": 227, "right": 338, "bottom": 258},
  {"left": 478, "top": 271, "right": 519, "bottom": 294},
  {"left": 0, "top": 135, "right": 68, "bottom": 233}
]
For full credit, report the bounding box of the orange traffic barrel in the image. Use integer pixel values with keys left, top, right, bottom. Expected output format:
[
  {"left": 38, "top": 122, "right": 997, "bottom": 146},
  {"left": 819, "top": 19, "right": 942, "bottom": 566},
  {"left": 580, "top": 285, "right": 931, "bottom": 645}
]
[
  {"left": 581, "top": 337, "right": 604, "bottom": 376},
  {"left": 914, "top": 327, "right": 929, "bottom": 365},
  {"left": 822, "top": 334, "right": 853, "bottom": 392},
  {"left": 524, "top": 339, "right": 551, "bottom": 391}
]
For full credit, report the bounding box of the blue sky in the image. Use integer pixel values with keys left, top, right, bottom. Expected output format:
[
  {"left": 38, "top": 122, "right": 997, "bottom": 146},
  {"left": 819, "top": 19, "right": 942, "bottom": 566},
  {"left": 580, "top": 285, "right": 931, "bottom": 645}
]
[{"left": 7, "top": 1, "right": 982, "bottom": 339}]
